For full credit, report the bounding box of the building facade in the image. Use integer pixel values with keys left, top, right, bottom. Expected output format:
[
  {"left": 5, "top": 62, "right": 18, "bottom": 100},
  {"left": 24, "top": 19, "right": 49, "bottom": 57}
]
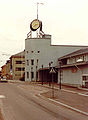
[
  {"left": 6, "top": 60, "right": 11, "bottom": 79},
  {"left": 10, "top": 51, "right": 25, "bottom": 80},
  {"left": 25, "top": 34, "right": 87, "bottom": 82},
  {"left": 1, "top": 64, "right": 6, "bottom": 78},
  {"left": 58, "top": 48, "right": 88, "bottom": 87}
]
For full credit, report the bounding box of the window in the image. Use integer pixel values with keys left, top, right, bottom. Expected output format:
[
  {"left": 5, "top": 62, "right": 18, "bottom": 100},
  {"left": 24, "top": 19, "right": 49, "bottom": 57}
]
[
  {"left": 83, "top": 55, "right": 85, "bottom": 61},
  {"left": 27, "top": 60, "right": 29, "bottom": 65},
  {"left": 31, "top": 51, "right": 34, "bottom": 53},
  {"left": 31, "top": 59, "right": 34, "bottom": 65},
  {"left": 37, "top": 59, "right": 39, "bottom": 65},
  {"left": 31, "top": 67, "right": 33, "bottom": 70},
  {"left": 15, "top": 74, "right": 21, "bottom": 76},
  {"left": 16, "top": 67, "right": 25, "bottom": 71},
  {"left": 27, "top": 72, "right": 29, "bottom": 79},
  {"left": 83, "top": 76, "right": 88, "bottom": 81},
  {"left": 36, "top": 72, "right": 38, "bottom": 80},
  {"left": 31, "top": 72, "right": 34, "bottom": 79},
  {"left": 22, "top": 61, "right": 25, "bottom": 64},
  {"left": 26, "top": 51, "right": 28, "bottom": 53},
  {"left": 16, "top": 61, "right": 22, "bottom": 64},
  {"left": 38, "top": 51, "right": 40, "bottom": 53}
]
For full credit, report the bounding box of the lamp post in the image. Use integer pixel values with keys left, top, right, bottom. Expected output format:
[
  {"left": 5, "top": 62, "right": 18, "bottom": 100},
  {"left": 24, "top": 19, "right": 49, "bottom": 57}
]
[
  {"left": 52, "top": 72, "right": 54, "bottom": 98},
  {"left": 59, "top": 61, "right": 62, "bottom": 89},
  {"left": 42, "top": 65, "right": 43, "bottom": 85},
  {"left": 74, "top": 59, "right": 83, "bottom": 87},
  {"left": 48, "top": 61, "right": 53, "bottom": 86},
  {"left": 36, "top": 66, "right": 38, "bottom": 82},
  {"left": 49, "top": 62, "right": 51, "bottom": 86}
]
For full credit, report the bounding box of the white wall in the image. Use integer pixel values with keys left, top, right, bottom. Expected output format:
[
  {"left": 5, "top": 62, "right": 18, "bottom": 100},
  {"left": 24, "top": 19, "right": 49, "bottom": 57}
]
[{"left": 58, "top": 68, "right": 82, "bottom": 86}]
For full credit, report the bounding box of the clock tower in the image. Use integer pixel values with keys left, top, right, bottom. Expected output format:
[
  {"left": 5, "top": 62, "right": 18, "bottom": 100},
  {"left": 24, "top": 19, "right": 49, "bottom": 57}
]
[{"left": 27, "top": 19, "right": 45, "bottom": 38}]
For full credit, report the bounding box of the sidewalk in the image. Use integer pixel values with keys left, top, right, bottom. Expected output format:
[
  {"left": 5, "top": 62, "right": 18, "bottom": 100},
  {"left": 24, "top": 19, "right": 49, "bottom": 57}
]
[
  {"left": 37, "top": 83, "right": 88, "bottom": 114},
  {"left": 12, "top": 81, "right": 88, "bottom": 115},
  {"left": 36, "top": 82, "right": 88, "bottom": 93}
]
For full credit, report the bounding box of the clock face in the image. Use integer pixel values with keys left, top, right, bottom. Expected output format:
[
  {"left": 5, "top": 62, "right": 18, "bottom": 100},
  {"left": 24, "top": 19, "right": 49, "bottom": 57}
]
[{"left": 30, "top": 19, "right": 40, "bottom": 31}]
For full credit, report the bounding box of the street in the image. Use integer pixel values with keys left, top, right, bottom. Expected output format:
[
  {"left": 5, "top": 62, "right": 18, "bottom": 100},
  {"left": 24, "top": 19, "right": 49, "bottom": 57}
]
[{"left": 0, "top": 82, "right": 88, "bottom": 120}]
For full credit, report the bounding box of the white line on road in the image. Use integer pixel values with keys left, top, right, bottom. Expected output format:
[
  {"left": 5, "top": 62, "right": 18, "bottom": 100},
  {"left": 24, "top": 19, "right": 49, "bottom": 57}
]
[
  {"left": 62, "top": 89, "right": 77, "bottom": 94},
  {"left": 78, "top": 93, "right": 88, "bottom": 96},
  {"left": 42, "top": 85, "right": 88, "bottom": 97},
  {"left": 62, "top": 89, "right": 88, "bottom": 97},
  {"left": 38, "top": 93, "right": 88, "bottom": 116},
  {"left": 0, "top": 95, "right": 5, "bottom": 98},
  {"left": 48, "top": 98, "right": 88, "bottom": 116},
  {"left": 56, "top": 88, "right": 88, "bottom": 97},
  {"left": 33, "top": 84, "right": 88, "bottom": 97}
]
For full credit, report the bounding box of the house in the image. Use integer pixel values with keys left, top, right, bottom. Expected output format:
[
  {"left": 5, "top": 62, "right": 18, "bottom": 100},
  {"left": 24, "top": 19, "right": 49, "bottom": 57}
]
[
  {"left": 10, "top": 50, "right": 25, "bottom": 80},
  {"left": 58, "top": 48, "right": 88, "bottom": 88},
  {"left": 6, "top": 60, "right": 11, "bottom": 80},
  {"left": 1, "top": 64, "right": 7, "bottom": 78}
]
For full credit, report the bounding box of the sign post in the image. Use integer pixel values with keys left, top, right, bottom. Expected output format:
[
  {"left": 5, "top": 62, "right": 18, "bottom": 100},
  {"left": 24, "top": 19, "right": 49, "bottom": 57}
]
[{"left": 49, "top": 67, "right": 56, "bottom": 98}]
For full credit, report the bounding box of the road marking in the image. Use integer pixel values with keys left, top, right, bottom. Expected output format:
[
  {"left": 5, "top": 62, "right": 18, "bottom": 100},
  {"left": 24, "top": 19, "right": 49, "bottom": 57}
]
[
  {"left": 62, "top": 89, "right": 88, "bottom": 97},
  {"left": 58, "top": 88, "right": 88, "bottom": 97},
  {"left": 38, "top": 84, "right": 88, "bottom": 97},
  {"left": 48, "top": 98, "right": 88, "bottom": 116},
  {"left": 78, "top": 93, "right": 88, "bottom": 97},
  {"left": 62, "top": 89, "right": 77, "bottom": 94},
  {"left": 38, "top": 93, "right": 88, "bottom": 116},
  {"left": 44, "top": 85, "right": 86, "bottom": 96},
  {"left": 0, "top": 95, "right": 5, "bottom": 98}
]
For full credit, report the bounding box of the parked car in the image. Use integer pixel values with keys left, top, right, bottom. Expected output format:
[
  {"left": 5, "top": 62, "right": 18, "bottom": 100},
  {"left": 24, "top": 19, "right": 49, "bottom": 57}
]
[{"left": 0, "top": 77, "right": 8, "bottom": 82}]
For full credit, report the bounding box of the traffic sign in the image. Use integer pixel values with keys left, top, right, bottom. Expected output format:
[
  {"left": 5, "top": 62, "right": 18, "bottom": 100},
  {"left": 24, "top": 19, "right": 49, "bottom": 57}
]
[{"left": 49, "top": 67, "right": 56, "bottom": 74}]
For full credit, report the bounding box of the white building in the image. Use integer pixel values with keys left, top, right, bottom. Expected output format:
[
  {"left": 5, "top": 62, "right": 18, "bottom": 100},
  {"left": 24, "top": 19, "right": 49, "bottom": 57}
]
[
  {"left": 25, "top": 33, "right": 87, "bottom": 82},
  {"left": 58, "top": 48, "right": 88, "bottom": 88}
]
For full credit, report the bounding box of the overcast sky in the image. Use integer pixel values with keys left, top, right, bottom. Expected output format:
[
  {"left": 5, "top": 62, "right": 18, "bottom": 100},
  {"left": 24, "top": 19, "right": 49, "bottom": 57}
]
[{"left": 0, "top": 0, "right": 88, "bottom": 67}]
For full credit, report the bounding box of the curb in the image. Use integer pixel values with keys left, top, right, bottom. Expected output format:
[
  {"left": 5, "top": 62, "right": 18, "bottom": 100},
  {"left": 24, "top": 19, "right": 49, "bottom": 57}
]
[
  {"left": 38, "top": 93, "right": 88, "bottom": 116},
  {"left": 78, "top": 87, "right": 88, "bottom": 91},
  {"left": 48, "top": 98, "right": 88, "bottom": 116}
]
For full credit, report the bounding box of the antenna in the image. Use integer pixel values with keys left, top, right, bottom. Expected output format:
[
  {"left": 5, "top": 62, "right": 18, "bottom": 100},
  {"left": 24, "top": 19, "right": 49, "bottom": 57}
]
[
  {"left": 36, "top": 2, "right": 44, "bottom": 38},
  {"left": 37, "top": 2, "right": 44, "bottom": 20}
]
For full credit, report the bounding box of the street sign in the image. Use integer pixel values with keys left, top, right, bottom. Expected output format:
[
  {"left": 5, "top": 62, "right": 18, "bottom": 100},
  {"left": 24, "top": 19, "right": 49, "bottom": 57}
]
[{"left": 49, "top": 67, "right": 56, "bottom": 74}]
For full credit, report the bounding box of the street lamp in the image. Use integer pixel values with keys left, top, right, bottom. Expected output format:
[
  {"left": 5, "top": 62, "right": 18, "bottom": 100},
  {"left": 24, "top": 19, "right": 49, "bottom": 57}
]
[
  {"left": 74, "top": 58, "right": 83, "bottom": 87},
  {"left": 41, "top": 65, "right": 43, "bottom": 85},
  {"left": 59, "top": 61, "right": 62, "bottom": 89},
  {"left": 48, "top": 61, "right": 53, "bottom": 86},
  {"left": 36, "top": 66, "right": 38, "bottom": 82}
]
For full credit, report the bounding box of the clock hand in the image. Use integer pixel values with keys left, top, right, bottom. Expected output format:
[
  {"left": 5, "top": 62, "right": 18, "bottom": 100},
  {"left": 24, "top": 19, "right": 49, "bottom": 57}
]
[{"left": 33, "top": 23, "right": 38, "bottom": 27}]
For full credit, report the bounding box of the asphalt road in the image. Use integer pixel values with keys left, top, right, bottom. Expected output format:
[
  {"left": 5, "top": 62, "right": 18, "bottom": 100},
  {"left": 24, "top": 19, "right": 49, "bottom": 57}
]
[{"left": 0, "top": 82, "right": 88, "bottom": 120}]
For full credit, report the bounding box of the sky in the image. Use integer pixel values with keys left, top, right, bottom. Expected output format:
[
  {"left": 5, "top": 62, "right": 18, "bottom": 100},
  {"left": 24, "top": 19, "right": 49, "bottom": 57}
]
[{"left": 0, "top": 0, "right": 88, "bottom": 68}]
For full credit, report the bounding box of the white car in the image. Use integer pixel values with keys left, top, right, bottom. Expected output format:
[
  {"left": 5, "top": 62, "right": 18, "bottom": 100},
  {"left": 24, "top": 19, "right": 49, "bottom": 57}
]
[{"left": 0, "top": 78, "right": 8, "bottom": 82}]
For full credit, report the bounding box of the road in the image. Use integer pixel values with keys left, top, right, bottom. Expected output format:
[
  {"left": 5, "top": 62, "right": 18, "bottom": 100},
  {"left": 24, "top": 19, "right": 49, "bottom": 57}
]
[{"left": 0, "top": 82, "right": 88, "bottom": 120}]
